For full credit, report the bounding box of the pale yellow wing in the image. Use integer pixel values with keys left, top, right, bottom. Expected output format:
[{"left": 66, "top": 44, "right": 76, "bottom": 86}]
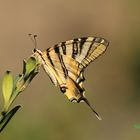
[{"left": 34, "top": 37, "right": 109, "bottom": 120}]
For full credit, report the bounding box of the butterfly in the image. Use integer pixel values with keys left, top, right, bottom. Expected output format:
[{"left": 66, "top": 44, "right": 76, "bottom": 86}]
[{"left": 31, "top": 35, "right": 109, "bottom": 120}]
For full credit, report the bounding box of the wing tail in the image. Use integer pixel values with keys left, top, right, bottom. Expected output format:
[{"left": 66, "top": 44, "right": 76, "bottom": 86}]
[{"left": 82, "top": 98, "right": 102, "bottom": 120}]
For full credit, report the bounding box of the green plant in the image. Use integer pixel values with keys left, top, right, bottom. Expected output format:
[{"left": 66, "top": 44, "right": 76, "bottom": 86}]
[{"left": 0, "top": 56, "right": 40, "bottom": 133}]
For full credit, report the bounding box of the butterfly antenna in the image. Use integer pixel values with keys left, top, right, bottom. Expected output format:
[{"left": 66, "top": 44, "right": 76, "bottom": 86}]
[
  {"left": 83, "top": 98, "right": 102, "bottom": 120},
  {"left": 28, "top": 34, "right": 38, "bottom": 51},
  {"left": 34, "top": 35, "right": 37, "bottom": 50}
]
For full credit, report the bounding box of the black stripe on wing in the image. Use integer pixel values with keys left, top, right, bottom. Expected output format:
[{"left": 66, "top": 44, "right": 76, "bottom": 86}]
[
  {"left": 79, "top": 37, "right": 88, "bottom": 54},
  {"left": 61, "top": 42, "right": 66, "bottom": 55},
  {"left": 54, "top": 47, "right": 67, "bottom": 76},
  {"left": 72, "top": 39, "right": 79, "bottom": 59},
  {"left": 46, "top": 50, "right": 55, "bottom": 67},
  {"left": 58, "top": 55, "right": 68, "bottom": 78}
]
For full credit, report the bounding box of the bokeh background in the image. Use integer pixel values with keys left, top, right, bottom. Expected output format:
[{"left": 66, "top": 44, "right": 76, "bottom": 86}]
[{"left": 0, "top": 0, "right": 140, "bottom": 140}]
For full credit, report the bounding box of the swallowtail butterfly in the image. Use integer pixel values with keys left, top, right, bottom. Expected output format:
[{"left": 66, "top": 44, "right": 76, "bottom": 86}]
[{"left": 31, "top": 35, "right": 109, "bottom": 120}]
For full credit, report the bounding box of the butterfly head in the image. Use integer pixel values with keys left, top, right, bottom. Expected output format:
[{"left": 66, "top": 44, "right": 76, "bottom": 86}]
[
  {"left": 33, "top": 48, "right": 37, "bottom": 53},
  {"left": 31, "top": 47, "right": 44, "bottom": 66}
]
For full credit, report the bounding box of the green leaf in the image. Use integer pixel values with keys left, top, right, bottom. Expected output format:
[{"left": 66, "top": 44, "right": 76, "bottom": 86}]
[
  {"left": 24, "top": 57, "right": 37, "bottom": 78},
  {"left": 2, "top": 71, "right": 13, "bottom": 106},
  {"left": 0, "top": 105, "right": 21, "bottom": 133},
  {"left": 6, "top": 75, "right": 24, "bottom": 110}
]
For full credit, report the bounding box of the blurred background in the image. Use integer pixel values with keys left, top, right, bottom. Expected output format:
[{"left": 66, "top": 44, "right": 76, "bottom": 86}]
[{"left": 0, "top": 0, "right": 140, "bottom": 139}]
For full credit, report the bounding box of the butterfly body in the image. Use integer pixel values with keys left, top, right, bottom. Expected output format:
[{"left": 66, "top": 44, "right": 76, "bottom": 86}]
[{"left": 32, "top": 37, "right": 109, "bottom": 120}]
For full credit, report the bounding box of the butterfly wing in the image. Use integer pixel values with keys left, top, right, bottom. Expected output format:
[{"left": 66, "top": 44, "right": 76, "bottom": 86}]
[
  {"left": 39, "top": 37, "right": 109, "bottom": 120},
  {"left": 48, "top": 37, "right": 109, "bottom": 68},
  {"left": 46, "top": 36, "right": 109, "bottom": 91}
]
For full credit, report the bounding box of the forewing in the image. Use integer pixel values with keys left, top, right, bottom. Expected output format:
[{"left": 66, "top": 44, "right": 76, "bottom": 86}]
[{"left": 48, "top": 37, "right": 109, "bottom": 69}]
